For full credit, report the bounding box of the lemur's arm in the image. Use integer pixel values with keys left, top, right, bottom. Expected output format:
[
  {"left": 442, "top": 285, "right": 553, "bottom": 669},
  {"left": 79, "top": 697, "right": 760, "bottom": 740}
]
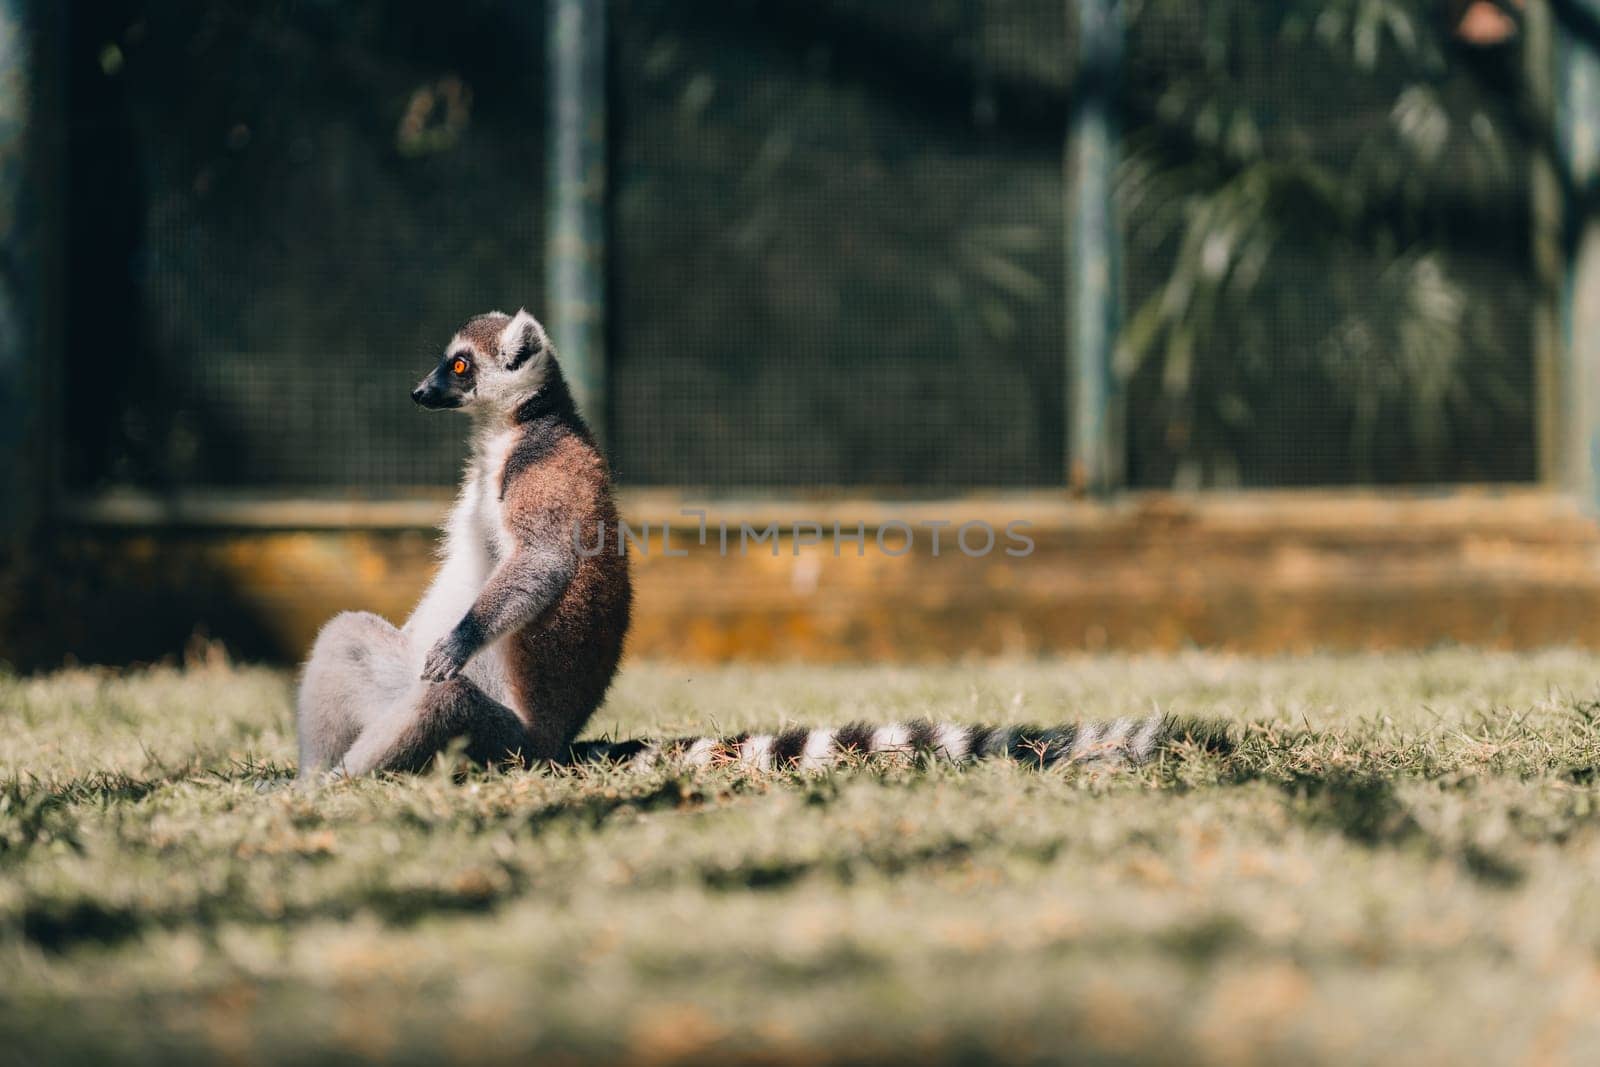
[{"left": 420, "top": 544, "right": 577, "bottom": 682}]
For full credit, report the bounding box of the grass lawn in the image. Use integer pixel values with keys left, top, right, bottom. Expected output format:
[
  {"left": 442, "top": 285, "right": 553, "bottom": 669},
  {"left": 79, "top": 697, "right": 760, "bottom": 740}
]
[{"left": 5, "top": 650, "right": 1600, "bottom": 1064}]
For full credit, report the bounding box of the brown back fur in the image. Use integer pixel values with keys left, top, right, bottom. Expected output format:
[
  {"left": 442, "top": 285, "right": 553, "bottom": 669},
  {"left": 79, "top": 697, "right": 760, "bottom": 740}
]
[{"left": 499, "top": 385, "right": 631, "bottom": 759}]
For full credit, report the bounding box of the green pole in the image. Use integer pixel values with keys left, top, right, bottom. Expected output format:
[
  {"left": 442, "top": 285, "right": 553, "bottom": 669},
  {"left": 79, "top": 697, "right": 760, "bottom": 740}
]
[
  {"left": 546, "top": 0, "right": 608, "bottom": 441},
  {"left": 0, "top": 0, "right": 38, "bottom": 543},
  {"left": 1558, "top": 4, "right": 1600, "bottom": 509},
  {"left": 1068, "top": 0, "right": 1121, "bottom": 496}
]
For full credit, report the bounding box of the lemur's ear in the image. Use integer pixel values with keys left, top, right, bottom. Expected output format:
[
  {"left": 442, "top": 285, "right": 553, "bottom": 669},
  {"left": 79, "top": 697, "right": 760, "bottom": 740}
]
[{"left": 499, "top": 309, "right": 548, "bottom": 371}]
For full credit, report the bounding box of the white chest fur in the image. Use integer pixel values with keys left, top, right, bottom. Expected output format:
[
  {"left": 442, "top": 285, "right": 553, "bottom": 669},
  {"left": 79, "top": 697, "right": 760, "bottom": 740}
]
[
  {"left": 471, "top": 428, "right": 520, "bottom": 565},
  {"left": 399, "top": 426, "right": 522, "bottom": 709}
]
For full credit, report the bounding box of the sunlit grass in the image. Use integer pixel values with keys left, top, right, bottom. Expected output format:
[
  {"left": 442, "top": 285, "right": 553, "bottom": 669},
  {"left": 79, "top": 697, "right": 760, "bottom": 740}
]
[{"left": 4, "top": 651, "right": 1600, "bottom": 1063}]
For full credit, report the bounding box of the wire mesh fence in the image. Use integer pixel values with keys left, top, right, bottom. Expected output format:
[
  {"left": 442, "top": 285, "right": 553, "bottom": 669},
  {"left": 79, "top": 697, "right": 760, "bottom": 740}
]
[
  {"left": 61, "top": 0, "right": 1545, "bottom": 494},
  {"left": 63, "top": 0, "right": 547, "bottom": 489},
  {"left": 610, "top": 0, "right": 1072, "bottom": 488}
]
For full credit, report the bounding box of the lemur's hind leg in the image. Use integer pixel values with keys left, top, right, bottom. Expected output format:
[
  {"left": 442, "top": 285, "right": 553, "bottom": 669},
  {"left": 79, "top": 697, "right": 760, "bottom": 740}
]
[
  {"left": 297, "top": 611, "right": 414, "bottom": 776},
  {"left": 335, "top": 678, "right": 531, "bottom": 776}
]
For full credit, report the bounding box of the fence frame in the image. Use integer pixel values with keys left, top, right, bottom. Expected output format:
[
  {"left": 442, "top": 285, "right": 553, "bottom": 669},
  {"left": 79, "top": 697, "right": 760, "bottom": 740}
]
[{"left": 1555, "top": 0, "right": 1600, "bottom": 510}]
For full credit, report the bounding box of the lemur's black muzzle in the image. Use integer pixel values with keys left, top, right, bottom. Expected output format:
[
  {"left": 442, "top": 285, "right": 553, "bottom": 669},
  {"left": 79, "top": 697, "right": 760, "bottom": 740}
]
[{"left": 412, "top": 367, "right": 464, "bottom": 410}]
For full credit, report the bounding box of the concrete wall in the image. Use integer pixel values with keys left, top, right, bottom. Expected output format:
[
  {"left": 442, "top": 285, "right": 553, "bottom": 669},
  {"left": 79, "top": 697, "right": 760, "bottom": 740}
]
[{"left": 8, "top": 489, "right": 1600, "bottom": 669}]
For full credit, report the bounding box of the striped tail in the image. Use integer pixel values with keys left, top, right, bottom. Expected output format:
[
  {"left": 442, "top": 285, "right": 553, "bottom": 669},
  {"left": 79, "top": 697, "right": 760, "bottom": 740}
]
[{"left": 563, "top": 715, "right": 1232, "bottom": 772}]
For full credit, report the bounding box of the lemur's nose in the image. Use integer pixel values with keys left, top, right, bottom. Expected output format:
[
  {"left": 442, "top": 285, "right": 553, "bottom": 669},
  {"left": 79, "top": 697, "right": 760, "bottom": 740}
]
[{"left": 411, "top": 386, "right": 426, "bottom": 404}]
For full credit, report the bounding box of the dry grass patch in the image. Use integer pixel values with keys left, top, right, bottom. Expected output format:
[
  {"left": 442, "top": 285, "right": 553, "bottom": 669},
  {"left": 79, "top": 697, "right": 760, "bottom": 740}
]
[{"left": 3, "top": 651, "right": 1600, "bottom": 1063}]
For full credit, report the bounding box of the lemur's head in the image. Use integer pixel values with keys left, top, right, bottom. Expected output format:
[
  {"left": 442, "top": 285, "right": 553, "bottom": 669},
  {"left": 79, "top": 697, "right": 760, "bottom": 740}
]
[{"left": 412, "top": 309, "right": 553, "bottom": 415}]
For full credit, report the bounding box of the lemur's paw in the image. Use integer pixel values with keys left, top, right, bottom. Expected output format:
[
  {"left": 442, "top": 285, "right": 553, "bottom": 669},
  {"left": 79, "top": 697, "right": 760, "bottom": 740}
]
[{"left": 421, "top": 636, "right": 469, "bottom": 682}]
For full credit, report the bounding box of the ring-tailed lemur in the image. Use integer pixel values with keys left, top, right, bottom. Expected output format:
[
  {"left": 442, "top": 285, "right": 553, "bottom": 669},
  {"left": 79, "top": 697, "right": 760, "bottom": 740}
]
[
  {"left": 295, "top": 310, "right": 1230, "bottom": 779},
  {"left": 297, "top": 309, "right": 631, "bottom": 777}
]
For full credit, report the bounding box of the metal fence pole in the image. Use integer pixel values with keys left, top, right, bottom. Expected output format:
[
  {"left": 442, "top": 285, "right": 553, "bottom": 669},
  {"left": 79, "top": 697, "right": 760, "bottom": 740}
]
[
  {"left": 546, "top": 0, "right": 607, "bottom": 440},
  {"left": 1529, "top": 3, "right": 1566, "bottom": 488},
  {"left": 1558, "top": 2, "right": 1600, "bottom": 510},
  {"left": 1068, "top": 0, "right": 1121, "bottom": 496},
  {"left": 0, "top": 0, "right": 38, "bottom": 544}
]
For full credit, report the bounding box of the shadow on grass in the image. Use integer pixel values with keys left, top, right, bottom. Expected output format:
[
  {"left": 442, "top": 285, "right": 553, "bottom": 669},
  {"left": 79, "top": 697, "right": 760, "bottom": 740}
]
[
  {"left": 0, "top": 772, "right": 184, "bottom": 863},
  {"left": 698, "top": 838, "right": 980, "bottom": 893},
  {"left": 1148, "top": 724, "right": 1532, "bottom": 887},
  {"left": 1275, "top": 769, "right": 1523, "bottom": 887},
  {"left": 12, "top": 772, "right": 744, "bottom": 952},
  {"left": 1283, "top": 771, "right": 1419, "bottom": 846},
  {"left": 18, "top": 879, "right": 512, "bottom": 953}
]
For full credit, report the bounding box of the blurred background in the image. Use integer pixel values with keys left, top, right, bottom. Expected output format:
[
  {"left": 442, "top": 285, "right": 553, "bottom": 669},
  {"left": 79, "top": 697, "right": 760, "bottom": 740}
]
[{"left": 2, "top": 0, "right": 1600, "bottom": 667}]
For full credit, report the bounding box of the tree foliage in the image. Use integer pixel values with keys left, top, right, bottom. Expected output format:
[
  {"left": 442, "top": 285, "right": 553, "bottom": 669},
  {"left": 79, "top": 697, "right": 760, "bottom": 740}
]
[{"left": 1118, "top": 0, "right": 1537, "bottom": 486}]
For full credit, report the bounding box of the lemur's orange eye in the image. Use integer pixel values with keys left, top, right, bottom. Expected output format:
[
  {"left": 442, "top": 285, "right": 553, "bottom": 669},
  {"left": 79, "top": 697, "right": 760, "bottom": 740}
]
[{"left": 452, "top": 357, "right": 468, "bottom": 375}]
